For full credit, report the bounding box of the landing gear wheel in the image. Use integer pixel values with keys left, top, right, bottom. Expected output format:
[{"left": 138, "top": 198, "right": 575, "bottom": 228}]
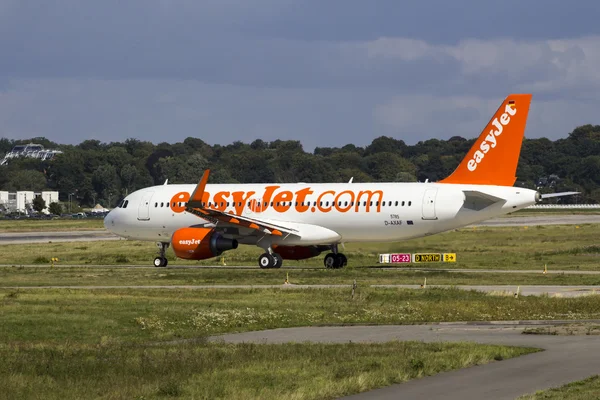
[
  {"left": 324, "top": 253, "right": 337, "bottom": 269},
  {"left": 154, "top": 257, "right": 168, "bottom": 268},
  {"left": 155, "top": 242, "right": 170, "bottom": 267},
  {"left": 324, "top": 253, "right": 346, "bottom": 269},
  {"left": 259, "top": 253, "right": 276, "bottom": 269},
  {"left": 272, "top": 253, "right": 283, "bottom": 269}
]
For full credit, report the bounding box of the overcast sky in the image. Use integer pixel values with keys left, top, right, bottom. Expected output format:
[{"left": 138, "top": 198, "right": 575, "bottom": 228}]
[{"left": 1, "top": 0, "right": 600, "bottom": 150}]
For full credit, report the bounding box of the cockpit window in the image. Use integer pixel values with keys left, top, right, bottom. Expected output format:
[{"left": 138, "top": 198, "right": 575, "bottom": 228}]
[
  {"left": 123, "top": 200, "right": 129, "bottom": 208},
  {"left": 117, "top": 200, "right": 124, "bottom": 208}
]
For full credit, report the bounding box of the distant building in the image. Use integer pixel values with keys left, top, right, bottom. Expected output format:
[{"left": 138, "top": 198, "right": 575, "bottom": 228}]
[
  {"left": 0, "top": 191, "right": 59, "bottom": 214},
  {"left": 0, "top": 143, "right": 63, "bottom": 166}
]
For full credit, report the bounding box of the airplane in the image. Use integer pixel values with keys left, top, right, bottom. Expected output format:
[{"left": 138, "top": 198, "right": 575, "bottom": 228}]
[{"left": 104, "top": 94, "right": 576, "bottom": 268}]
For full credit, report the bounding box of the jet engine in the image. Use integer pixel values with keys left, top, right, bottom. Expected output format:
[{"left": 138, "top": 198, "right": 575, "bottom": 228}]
[
  {"left": 171, "top": 227, "right": 238, "bottom": 260},
  {"left": 273, "top": 245, "right": 325, "bottom": 260}
]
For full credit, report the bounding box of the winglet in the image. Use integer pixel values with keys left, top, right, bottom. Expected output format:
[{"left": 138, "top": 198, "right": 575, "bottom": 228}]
[
  {"left": 440, "top": 94, "right": 532, "bottom": 186},
  {"left": 187, "top": 169, "right": 210, "bottom": 207}
]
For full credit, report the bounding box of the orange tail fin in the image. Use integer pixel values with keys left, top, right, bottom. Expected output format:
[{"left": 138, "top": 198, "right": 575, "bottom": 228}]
[{"left": 440, "top": 94, "right": 532, "bottom": 186}]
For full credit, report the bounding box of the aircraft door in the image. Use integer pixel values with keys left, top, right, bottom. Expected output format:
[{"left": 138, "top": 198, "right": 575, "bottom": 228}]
[
  {"left": 137, "top": 191, "right": 154, "bottom": 221},
  {"left": 421, "top": 189, "right": 438, "bottom": 220}
]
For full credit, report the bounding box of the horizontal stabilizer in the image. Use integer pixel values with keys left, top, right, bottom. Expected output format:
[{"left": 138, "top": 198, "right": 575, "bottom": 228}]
[
  {"left": 541, "top": 192, "right": 580, "bottom": 199},
  {"left": 462, "top": 190, "right": 505, "bottom": 211}
]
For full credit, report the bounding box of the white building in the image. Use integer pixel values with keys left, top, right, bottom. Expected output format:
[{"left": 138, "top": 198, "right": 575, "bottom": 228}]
[
  {"left": 1, "top": 190, "right": 60, "bottom": 214},
  {"left": 0, "top": 191, "right": 9, "bottom": 212},
  {"left": 16, "top": 191, "right": 35, "bottom": 213},
  {"left": 41, "top": 191, "right": 59, "bottom": 210}
]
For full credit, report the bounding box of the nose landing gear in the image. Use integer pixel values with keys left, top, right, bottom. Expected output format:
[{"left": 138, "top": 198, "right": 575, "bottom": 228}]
[{"left": 154, "top": 242, "right": 169, "bottom": 267}]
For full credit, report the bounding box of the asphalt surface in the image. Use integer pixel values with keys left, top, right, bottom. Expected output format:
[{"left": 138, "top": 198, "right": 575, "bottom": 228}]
[
  {"left": 213, "top": 321, "right": 600, "bottom": 400},
  {"left": 470, "top": 214, "right": 600, "bottom": 227},
  {"left": 1, "top": 214, "right": 599, "bottom": 245},
  {"left": 4, "top": 264, "right": 600, "bottom": 275},
  {"left": 1, "top": 284, "right": 598, "bottom": 297},
  {"left": 0, "top": 230, "right": 119, "bottom": 245}
]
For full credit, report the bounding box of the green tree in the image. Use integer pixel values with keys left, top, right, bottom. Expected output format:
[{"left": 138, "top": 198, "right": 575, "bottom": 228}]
[
  {"left": 48, "top": 202, "right": 63, "bottom": 215},
  {"left": 2, "top": 170, "right": 47, "bottom": 191},
  {"left": 32, "top": 196, "right": 46, "bottom": 213}
]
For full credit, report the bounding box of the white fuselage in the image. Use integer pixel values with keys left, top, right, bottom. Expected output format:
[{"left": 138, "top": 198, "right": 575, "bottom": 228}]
[{"left": 104, "top": 182, "right": 539, "bottom": 246}]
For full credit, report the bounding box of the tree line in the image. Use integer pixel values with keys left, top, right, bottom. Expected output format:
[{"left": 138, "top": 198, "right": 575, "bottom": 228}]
[{"left": 1, "top": 124, "right": 599, "bottom": 207}]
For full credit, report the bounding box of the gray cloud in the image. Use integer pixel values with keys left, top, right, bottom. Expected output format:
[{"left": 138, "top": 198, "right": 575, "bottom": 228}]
[{"left": 1, "top": 1, "right": 599, "bottom": 149}]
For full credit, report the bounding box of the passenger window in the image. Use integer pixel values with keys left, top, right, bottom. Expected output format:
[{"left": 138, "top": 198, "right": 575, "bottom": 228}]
[
  {"left": 344, "top": 201, "right": 348, "bottom": 206},
  {"left": 408, "top": 201, "right": 412, "bottom": 206},
  {"left": 270, "top": 202, "right": 274, "bottom": 206},
  {"left": 395, "top": 201, "right": 398, "bottom": 206},
  {"left": 370, "top": 201, "right": 373, "bottom": 206},
  {"left": 160, "top": 202, "right": 164, "bottom": 207},
  {"left": 326, "top": 201, "right": 329, "bottom": 206},
  {"left": 363, "top": 201, "right": 367, "bottom": 206},
  {"left": 154, "top": 202, "right": 158, "bottom": 207},
  {"left": 201, "top": 202, "right": 205, "bottom": 207},
  {"left": 402, "top": 201, "right": 405, "bottom": 206}
]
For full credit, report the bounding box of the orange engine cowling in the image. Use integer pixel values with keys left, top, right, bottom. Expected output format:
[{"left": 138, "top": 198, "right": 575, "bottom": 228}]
[
  {"left": 273, "top": 245, "right": 324, "bottom": 260},
  {"left": 171, "top": 227, "right": 238, "bottom": 260}
]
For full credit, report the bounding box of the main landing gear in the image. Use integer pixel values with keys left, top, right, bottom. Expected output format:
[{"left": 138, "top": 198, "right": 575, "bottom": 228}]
[
  {"left": 154, "top": 242, "right": 169, "bottom": 267},
  {"left": 324, "top": 244, "right": 347, "bottom": 269},
  {"left": 258, "top": 252, "right": 282, "bottom": 269}
]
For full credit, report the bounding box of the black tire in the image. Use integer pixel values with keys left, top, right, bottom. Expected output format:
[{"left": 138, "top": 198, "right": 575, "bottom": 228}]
[
  {"left": 273, "top": 253, "right": 283, "bottom": 268},
  {"left": 324, "top": 253, "right": 337, "bottom": 269},
  {"left": 338, "top": 253, "right": 347, "bottom": 268},
  {"left": 259, "top": 253, "right": 275, "bottom": 269}
]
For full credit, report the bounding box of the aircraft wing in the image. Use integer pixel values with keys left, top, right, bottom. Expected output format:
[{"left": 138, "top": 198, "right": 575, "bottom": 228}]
[{"left": 185, "top": 170, "right": 298, "bottom": 237}]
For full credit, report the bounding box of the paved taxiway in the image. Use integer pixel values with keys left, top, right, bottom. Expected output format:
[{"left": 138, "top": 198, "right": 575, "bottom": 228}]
[
  {"left": 213, "top": 321, "right": 600, "bottom": 400},
  {"left": 1, "top": 214, "right": 598, "bottom": 245},
  {"left": 0, "top": 230, "right": 119, "bottom": 245},
  {"left": 470, "top": 214, "right": 600, "bottom": 227},
  {"left": 1, "top": 284, "right": 598, "bottom": 297},
  {"left": 4, "top": 264, "right": 600, "bottom": 275}
]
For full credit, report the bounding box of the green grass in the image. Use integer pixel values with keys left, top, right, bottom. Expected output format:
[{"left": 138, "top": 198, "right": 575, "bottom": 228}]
[
  {"left": 0, "top": 341, "right": 535, "bottom": 400},
  {"left": 2, "top": 224, "right": 600, "bottom": 270},
  {"left": 2, "top": 288, "right": 599, "bottom": 344},
  {"left": 2, "top": 265, "right": 600, "bottom": 287},
  {"left": 519, "top": 375, "right": 600, "bottom": 399},
  {"left": 0, "top": 219, "right": 104, "bottom": 232},
  {"left": 0, "top": 287, "right": 546, "bottom": 399}
]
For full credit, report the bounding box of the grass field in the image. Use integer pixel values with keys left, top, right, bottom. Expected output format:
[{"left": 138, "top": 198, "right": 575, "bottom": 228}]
[
  {"left": 518, "top": 375, "right": 600, "bottom": 400},
  {"left": 0, "top": 341, "right": 534, "bottom": 400},
  {"left": 2, "top": 265, "right": 600, "bottom": 287},
  {"left": 1, "top": 287, "right": 549, "bottom": 399},
  {"left": 1, "top": 224, "right": 599, "bottom": 272},
  {"left": 2, "top": 288, "right": 600, "bottom": 343}
]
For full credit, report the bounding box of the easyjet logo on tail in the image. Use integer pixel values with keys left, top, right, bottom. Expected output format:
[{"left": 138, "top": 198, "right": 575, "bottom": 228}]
[
  {"left": 467, "top": 100, "right": 517, "bottom": 172},
  {"left": 169, "top": 186, "right": 384, "bottom": 215}
]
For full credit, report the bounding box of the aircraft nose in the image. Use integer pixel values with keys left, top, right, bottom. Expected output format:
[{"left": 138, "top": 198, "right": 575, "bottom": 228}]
[{"left": 104, "top": 209, "right": 116, "bottom": 232}]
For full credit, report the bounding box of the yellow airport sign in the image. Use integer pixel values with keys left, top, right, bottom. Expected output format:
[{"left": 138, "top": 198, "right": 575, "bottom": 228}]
[
  {"left": 443, "top": 253, "right": 457, "bottom": 262},
  {"left": 413, "top": 253, "right": 441, "bottom": 263}
]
